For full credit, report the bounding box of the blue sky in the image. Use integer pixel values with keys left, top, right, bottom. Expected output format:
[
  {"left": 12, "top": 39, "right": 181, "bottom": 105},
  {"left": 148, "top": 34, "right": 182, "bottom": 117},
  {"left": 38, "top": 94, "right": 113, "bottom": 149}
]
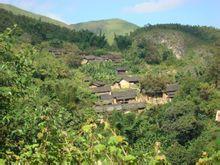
[{"left": 0, "top": 0, "right": 219, "bottom": 27}]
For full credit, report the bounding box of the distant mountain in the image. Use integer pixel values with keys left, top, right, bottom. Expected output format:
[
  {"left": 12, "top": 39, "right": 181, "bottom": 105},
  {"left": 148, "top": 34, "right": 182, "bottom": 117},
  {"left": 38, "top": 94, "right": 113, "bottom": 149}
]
[
  {"left": 71, "top": 19, "right": 139, "bottom": 44},
  {"left": 0, "top": 3, "right": 69, "bottom": 28}
]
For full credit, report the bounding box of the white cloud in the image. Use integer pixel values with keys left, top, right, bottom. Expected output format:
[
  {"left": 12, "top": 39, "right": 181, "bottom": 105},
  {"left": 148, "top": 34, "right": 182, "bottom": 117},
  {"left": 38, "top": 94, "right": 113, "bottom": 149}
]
[{"left": 125, "top": 0, "right": 186, "bottom": 13}]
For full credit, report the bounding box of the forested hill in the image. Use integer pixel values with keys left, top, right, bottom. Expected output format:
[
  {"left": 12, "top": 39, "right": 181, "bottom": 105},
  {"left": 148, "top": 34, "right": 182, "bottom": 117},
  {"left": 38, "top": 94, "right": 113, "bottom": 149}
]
[
  {"left": 0, "top": 8, "right": 107, "bottom": 48},
  {"left": 0, "top": 3, "right": 69, "bottom": 28},
  {"left": 71, "top": 19, "right": 139, "bottom": 44},
  {"left": 128, "top": 24, "right": 220, "bottom": 59}
]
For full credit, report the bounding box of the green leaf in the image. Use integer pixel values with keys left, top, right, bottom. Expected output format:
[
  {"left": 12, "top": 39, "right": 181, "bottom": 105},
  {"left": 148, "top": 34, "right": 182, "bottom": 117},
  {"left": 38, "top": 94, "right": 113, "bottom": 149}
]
[
  {"left": 82, "top": 124, "right": 93, "bottom": 133},
  {"left": 108, "top": 136, "right": 124, "bottom": 145},
  {"left": 94, "top": 144, "right": 106, "bottom": 153},
  {"left": 109, "top": 146, "right": 118, "bottom": 154},
  {"left": 108, "top": 136, "right": 118, "bottom": 145},
  {"left": 0, "top": 159, "right": 6, "bottom": 165},
  {"left": 124, "top": 155, "right": 136, "bottom": 162}
]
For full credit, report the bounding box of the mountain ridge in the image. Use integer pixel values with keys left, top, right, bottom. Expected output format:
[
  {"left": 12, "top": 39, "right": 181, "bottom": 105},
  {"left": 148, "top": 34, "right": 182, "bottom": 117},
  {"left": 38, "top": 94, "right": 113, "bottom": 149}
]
[
  {"left": 0, "top": 3, "right": 139, "bottom": 44},
  {"left": 71, "top": 18, "right": 139, "bottom": 44}
]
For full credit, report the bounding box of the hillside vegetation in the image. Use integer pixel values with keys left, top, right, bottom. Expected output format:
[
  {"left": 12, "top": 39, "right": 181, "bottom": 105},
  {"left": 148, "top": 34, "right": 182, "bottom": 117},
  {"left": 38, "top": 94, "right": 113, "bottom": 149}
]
[
  {"left": 0, "top": 3, "right": 69, "bottom": 27},
  {"left": 129, "top": 24, "right": 220, "bottom": 58},
  {"left": 0, "top": 5, "right": 220, "bottom": 165},
  {"left": 71, "top": 19, "right": 139, "bottom": 44}
]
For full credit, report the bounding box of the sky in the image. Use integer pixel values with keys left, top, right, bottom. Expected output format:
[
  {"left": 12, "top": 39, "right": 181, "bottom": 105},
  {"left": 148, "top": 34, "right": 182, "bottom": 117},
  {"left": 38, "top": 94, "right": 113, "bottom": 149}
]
[{"left": 0, "top": 0, "right": 219, "bottom": 28}]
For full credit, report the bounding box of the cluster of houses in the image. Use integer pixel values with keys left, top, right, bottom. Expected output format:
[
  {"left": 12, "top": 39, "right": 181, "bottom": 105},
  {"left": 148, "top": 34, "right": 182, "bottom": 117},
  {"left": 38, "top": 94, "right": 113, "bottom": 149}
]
[
  {"left": 50, "top": 50, "right": 219, "bottom": 121},
  {"left": 48, "top": 51, "right": 180, "bottom": 113},
  {"left": 50, "top": 51, "right": 218, "bottom": 121},
  {"left": 86, "top": 67, "right": 179, "bottom": 113},
  {"left": 89, "top": 80, "right": 144, "bottom": 113}
]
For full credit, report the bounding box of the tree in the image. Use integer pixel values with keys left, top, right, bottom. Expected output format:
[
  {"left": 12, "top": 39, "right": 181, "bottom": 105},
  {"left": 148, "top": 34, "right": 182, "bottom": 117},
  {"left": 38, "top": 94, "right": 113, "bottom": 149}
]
[
  {"left": 140, "top": 73, "right": 168, "bottom": 96},
  {"left": 206, "top": 51, "right": 220, "bottom": 88},
  {"left": 136, "top": 39, "right": 162, "bottom": 64},
  {"left": 49, "top": 39, "right": 63, "bottom": 48},
  {"left": 114, "top": 35, "right": 132, "bottom": 50},
  {"left": 158, "top": 100, "right": 203, "bottom": 145}
]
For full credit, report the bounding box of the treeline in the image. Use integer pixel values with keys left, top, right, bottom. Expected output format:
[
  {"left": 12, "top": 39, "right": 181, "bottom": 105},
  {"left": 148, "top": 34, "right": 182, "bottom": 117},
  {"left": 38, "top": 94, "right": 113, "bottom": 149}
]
[{"left": 0, "top": 9, "right": 107, "bottom": 48}]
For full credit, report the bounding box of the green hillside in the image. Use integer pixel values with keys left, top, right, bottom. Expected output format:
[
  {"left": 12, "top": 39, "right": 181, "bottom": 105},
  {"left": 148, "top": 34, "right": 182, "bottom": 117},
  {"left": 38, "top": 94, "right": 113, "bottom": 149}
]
[
  {"left": 0, "top": 3, "right": 69, "bottom": 27},
  {"left": 71, "top": 19, "right": 139, "bottom": 44}
]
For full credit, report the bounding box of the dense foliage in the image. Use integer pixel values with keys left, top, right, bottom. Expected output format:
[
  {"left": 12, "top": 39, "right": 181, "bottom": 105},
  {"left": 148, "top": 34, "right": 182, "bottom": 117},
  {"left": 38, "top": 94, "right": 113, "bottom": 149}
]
[
  {"left": 0, "top": 14, "right": 220, "bottom": 164},
  {"left": 114, "top": 35, "right": 132, "bottom": 50},
  {"left": 0, "top": 26, "right": 172, "bottom": 164}
]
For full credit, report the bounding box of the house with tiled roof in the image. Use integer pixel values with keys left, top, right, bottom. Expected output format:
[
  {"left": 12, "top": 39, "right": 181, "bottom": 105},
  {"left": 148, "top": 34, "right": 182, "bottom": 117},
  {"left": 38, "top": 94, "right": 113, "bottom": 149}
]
[
  {"left": 111, "top": 90, "right": 138, "bottom": 104},
  {"left": 95, "top": 102, "right": 146, "bottom": 113},
  {"left": 91, "top": 85, "right": 111, "bottom": 95},
  {"left": 166, "top": 83, "right": 179, "bottom": 99},
  {"left": 112, "top": 75, "right": 140, "bottom": 89}
]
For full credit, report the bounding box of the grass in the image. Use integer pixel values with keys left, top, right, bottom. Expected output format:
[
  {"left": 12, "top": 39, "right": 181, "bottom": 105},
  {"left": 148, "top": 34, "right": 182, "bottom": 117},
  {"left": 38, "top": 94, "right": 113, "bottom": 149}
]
[{"left": 0, "top": 3, "right": 69, "bottom": 28}]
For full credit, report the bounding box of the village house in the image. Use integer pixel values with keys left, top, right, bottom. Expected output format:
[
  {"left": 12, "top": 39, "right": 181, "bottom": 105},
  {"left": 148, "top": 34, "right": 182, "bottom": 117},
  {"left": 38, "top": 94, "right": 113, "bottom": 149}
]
[
  {"left": 102, "top": 54, "right": 122, "bottom": 63},
  {"left": 91, "top": 85, "right": 111, "bottom": 95},
  {"left": 112, "top": 90, "right": 138, "bottom": 104},
  {"left": 93, "top": 56, "right": 105, "bottom": 62},
  {"left": 95, "top": 102, "right": 146, "bottom": 113},
  {"left": 111, "top": 80, "right": 121, "bottom": 90},
  {"left": 89, "top": 81, "right": 105, "bottom": 88},
  {"left": 141, "top": 89, "right": 164, "bottom": 98},
  {"left": 123, "top": 76, "right": 139, "bottom": 84},
  {"left": 81, "top": 54, "right": 122, "bottom": 65},
  {"left": 112, "top": 76, "right": 139, "bottom": 89},
  {"left": 81, "top": 55, "right": 97, "bottom": 64},
  {"left": 98, "top": 94, "right": 113, "bottom": 105},
  {"left": 140, "top": 85, "right": 174, "bottom": 105},
  {"left": 166, "top": 83, "right": 179, "bottom": 100},
  {"left": 140, "top": 83, "right": 179, "bottom": 105},
  {"left": 116, "top": 67, "right": 127, "bottom": 75}
]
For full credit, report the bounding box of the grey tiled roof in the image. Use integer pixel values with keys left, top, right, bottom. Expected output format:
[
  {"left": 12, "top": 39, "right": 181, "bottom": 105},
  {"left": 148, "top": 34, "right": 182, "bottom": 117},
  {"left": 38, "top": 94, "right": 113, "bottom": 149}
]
[
  {"left": 91, "top": 86, "right": 111, "bottom": 93},
  {"left": 95, "top": 102, "right": 146, "bottom": 113},
  {"left": 166, "top": 83, "right": 179, "bottom": 98},
  {"left": 91, "top": 81, "right": 105, "bottom": 87},
  {"left": 166, "top": 83, "right": 179, "bottom": 92},
  {"left": 100, "top": 94, "right": 113, "bottom": 100},
  {"left": 112, "top": 90, "right": 137, "bottom": 100}
]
